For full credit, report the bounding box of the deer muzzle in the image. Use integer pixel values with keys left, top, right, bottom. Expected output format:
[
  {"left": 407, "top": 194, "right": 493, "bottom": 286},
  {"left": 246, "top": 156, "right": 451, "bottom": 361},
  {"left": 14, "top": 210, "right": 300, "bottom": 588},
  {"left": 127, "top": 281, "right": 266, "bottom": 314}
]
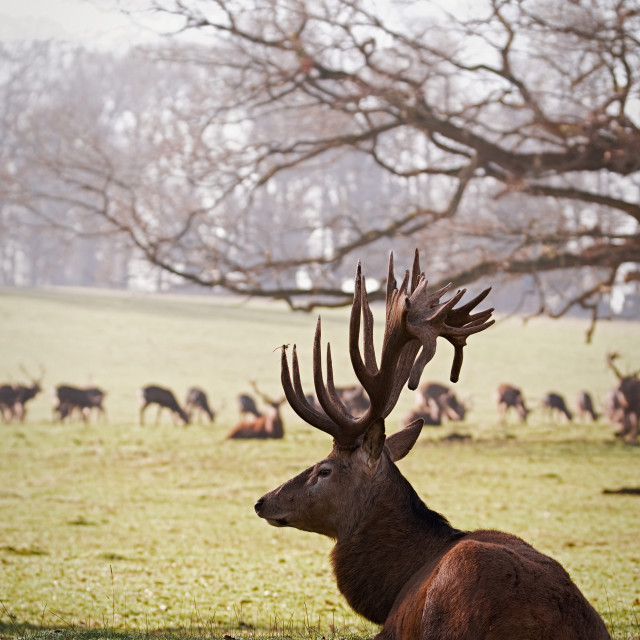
[{"left": 254, "top": 496, "right": 289, "bottom": 526}]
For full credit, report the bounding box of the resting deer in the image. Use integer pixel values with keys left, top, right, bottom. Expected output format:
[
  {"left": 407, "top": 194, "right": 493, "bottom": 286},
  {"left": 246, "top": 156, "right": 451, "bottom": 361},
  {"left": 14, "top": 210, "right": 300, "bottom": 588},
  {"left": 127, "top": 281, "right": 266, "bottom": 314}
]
[
  {"left": 255, "top": 251, "right": 610, "bottom": 640},
  {"left": 138, "top": 385, "right": 190, "bottom": 426},
  {"left": 227, "top": 381, "right": 284, "bottom": 439}
]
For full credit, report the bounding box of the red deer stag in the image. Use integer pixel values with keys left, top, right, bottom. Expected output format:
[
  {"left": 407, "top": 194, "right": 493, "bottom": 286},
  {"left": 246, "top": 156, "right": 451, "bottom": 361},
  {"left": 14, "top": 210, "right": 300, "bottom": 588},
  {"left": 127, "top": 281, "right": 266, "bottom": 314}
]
[
  {"left": 494, "top": 383, "right": 530, "bottom": 424},
  {"left": 228, "top": 382, "right": 284, "bottom": 439},
  {"left": 185, "top": 387, "right": 215, "bottom": 423},
  {"left": 138, "top": 385, "right": 189, "bottom": 426},
  {"left": 575, "top": 390, "right": 599, "bottom": 422},
  {"left": 606, "top": 353, "right": 640, "bottom": 443},
  {"left": 0, "top": 365, "right": 44, "bottom": 422},
  {"left": 541, "top": 391, "right": 573, "bottom": 422},
  {"left": 53, "top": 385, "right": 107, "bottom": 423},
  {"left": 254, "top": 251, "right": 610, "bottom": 640}
]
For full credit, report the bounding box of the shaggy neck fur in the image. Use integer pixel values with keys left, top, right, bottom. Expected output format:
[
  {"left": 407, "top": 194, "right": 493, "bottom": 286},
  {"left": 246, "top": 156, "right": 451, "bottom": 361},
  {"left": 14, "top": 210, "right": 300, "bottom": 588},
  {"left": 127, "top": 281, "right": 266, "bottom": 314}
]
[{"left": 331, "top": 462, "right": 462, "bottom": 624}]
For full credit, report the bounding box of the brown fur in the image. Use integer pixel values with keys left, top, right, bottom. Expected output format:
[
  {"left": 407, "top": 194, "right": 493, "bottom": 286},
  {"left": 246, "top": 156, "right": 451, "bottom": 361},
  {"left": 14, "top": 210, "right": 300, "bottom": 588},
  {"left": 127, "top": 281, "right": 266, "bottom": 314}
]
[
  {"left": 257, "top": 422, "right": 610, "bottom": 639},
  {"left": 227, "top": 401, "right": 283, "bottom": 439}
]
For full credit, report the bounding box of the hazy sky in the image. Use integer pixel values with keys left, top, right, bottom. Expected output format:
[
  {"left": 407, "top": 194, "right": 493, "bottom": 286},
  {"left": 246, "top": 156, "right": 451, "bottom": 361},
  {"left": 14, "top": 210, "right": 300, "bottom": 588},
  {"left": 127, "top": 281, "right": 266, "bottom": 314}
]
[{"left": 0, "top": 0, "right": 160, "bottom": 49}]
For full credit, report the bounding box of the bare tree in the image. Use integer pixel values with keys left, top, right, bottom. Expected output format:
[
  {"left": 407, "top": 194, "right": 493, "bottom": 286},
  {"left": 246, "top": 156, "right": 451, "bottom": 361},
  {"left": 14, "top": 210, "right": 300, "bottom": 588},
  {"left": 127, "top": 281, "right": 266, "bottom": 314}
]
[{"left": 3, "top": 0, "right": 639, "bottom": 335}]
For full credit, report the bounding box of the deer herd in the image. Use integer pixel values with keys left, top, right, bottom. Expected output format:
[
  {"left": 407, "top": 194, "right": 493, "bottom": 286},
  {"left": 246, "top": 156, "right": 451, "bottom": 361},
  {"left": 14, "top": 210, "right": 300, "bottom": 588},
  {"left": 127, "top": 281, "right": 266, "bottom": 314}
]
[
  {"left": 3, "top": 251, "right": 633, "bottom": 638},
  {"left": 1, "top": 345, "right": 638, "bottom": 447}
]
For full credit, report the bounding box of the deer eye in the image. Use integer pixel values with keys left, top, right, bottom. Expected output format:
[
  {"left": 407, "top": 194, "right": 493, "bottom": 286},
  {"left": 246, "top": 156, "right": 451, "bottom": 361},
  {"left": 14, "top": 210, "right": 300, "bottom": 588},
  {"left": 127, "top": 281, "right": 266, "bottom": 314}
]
[{"left": 317, "top": 467, "right": 332, "bottom": 478}]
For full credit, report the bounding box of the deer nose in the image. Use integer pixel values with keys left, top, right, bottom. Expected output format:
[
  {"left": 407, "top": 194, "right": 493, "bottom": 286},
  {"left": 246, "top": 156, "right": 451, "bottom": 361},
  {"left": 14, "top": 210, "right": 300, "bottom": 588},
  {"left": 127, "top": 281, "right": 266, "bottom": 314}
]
[{"left": 254, "top": 498, "right": 264, "bottom": 514}]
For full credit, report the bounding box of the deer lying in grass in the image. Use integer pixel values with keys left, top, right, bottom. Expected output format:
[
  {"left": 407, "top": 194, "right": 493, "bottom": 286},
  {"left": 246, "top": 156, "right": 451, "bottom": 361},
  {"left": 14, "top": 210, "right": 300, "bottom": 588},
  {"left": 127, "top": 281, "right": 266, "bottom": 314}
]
[
  {"left": 228, "top": 382, "right": 284, "bottom": 439},
  {"left": 255, "top": 251, "right": 610, "bottom": 640}
]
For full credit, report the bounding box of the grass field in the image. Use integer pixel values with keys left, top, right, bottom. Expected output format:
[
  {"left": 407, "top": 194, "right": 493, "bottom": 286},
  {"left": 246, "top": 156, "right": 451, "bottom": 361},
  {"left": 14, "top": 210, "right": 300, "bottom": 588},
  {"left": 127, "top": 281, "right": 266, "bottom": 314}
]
[{"left": 0, "top": 285, "right": 639, "bottom": 639}]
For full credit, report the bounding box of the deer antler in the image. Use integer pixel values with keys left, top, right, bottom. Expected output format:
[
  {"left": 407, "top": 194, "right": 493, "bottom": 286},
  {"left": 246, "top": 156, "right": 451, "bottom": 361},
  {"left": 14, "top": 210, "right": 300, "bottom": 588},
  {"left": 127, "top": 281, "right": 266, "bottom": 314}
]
[
  {"left": 20, "top": 363, "right": 46, "bottom": 383},
  {"left": 281, "top": 250, "right": 494, "bottom": 448},
  {"left": 606, "top": 352, "right": 624, "bottom": 380},
  {"left": 250, "top": 380, "right": 279, "bottom": 406}
]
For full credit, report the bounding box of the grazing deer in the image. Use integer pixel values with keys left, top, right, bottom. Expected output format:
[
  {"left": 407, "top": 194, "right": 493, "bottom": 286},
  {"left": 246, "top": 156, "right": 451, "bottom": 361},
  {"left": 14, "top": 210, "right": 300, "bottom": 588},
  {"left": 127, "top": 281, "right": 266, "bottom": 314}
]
[
  {"left": 575, "top": 390, "right": 599, "bottom": 422},
  {"left": 237, "top": 393, "right": 261, "bottom": 419},
  {"left": 53, "top": 385, "right": 107, "bottom": 424},
  {"left": 541, "top": 391, "right": 573, "bottom": 422},
  {"left": 185, "top": 387, "right": 215, "bottom": 423},
  {"left": 228, "top": 382, "right": 284, "bottom": 439},
  {"left": 605, "top": 353, "right": 640, "bottom": 443},
  {"left": 416, "top": 381, "right": 466, "bottom": 422},
  {"left": 494, "top": 383, "right": 530, "bottom": 423},
  {"left": 138, "top": 385, "right": 190, "bottom": 426},
  {"left": 0, "top": 365, "right": 44, "bottom": 422},
  {"left": 255, "top": 251, "right": 610, "bottom": 640}
]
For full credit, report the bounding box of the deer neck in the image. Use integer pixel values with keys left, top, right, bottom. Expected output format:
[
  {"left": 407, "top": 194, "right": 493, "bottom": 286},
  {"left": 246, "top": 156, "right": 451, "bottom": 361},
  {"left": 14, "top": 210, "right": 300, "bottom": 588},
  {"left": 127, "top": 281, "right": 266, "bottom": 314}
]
[{"left": 330, "top": 466, "right": 460, "bottom": 624}]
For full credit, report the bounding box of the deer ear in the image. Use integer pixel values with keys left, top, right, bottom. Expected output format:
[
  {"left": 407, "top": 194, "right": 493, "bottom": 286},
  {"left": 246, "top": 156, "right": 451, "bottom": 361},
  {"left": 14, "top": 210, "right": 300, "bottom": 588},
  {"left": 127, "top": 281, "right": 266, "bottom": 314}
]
[
  {"left": 362, "top": 419, "right": 386, "bottom": 465},
  {"left": 386, "top": 418, "right": 424, "bottom": 462}
]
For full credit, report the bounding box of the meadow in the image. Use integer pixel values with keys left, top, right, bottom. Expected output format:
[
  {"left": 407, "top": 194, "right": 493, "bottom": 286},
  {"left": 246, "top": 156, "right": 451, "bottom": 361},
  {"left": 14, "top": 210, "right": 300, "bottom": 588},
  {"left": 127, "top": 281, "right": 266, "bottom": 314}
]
[{"left": 0, "top": 285, "right": 639, "bottom": 639}]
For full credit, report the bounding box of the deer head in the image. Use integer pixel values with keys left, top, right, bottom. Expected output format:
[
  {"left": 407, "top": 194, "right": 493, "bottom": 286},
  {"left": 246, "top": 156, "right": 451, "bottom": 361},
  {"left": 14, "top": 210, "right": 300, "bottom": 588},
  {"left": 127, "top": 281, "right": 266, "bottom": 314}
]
[{"left": 255, "top": 248, "right": 493, "bottom": 575}]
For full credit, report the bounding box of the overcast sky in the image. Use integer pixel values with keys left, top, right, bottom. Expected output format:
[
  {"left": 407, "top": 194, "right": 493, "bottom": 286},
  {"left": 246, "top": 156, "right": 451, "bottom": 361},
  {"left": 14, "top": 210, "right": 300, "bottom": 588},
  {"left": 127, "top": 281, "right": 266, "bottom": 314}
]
[{"left": 0, "top": 0, "right": 164, "bottom": 49}]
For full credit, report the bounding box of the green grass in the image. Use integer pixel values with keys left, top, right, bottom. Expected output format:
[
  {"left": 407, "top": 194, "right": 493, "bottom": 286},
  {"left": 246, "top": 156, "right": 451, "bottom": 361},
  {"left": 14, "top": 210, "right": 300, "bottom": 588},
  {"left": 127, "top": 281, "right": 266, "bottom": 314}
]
[{"left": 0, "top": 286, "right": 639, "bottom": 639}]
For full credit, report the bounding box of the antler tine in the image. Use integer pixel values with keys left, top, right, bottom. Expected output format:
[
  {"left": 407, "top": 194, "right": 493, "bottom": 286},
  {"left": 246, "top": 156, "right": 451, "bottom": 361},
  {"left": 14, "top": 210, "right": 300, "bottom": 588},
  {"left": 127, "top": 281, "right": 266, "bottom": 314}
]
[
  {"left": 280, "top": 343, "right": 339, "bottom": 438},
  {"left": 324, "top": 342, "right": 360, "bottom": 421},
  {"left": 350, "top": 262, "right": 374, "bottom": 385},
  {"left": 386, "top": 254, "right": 397, "bottom": 300},
  {"left": 411, "top": 248, "right": 422, "bottom": 293},
  {"left": 446, "top": 286, "right": 492, "bottom": 319},
  {"left": 313, "top": 318, "right": 364, "bottom": 443},
  {"left": 360, "top": 275, "right": 378, "bottom": 375}
]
